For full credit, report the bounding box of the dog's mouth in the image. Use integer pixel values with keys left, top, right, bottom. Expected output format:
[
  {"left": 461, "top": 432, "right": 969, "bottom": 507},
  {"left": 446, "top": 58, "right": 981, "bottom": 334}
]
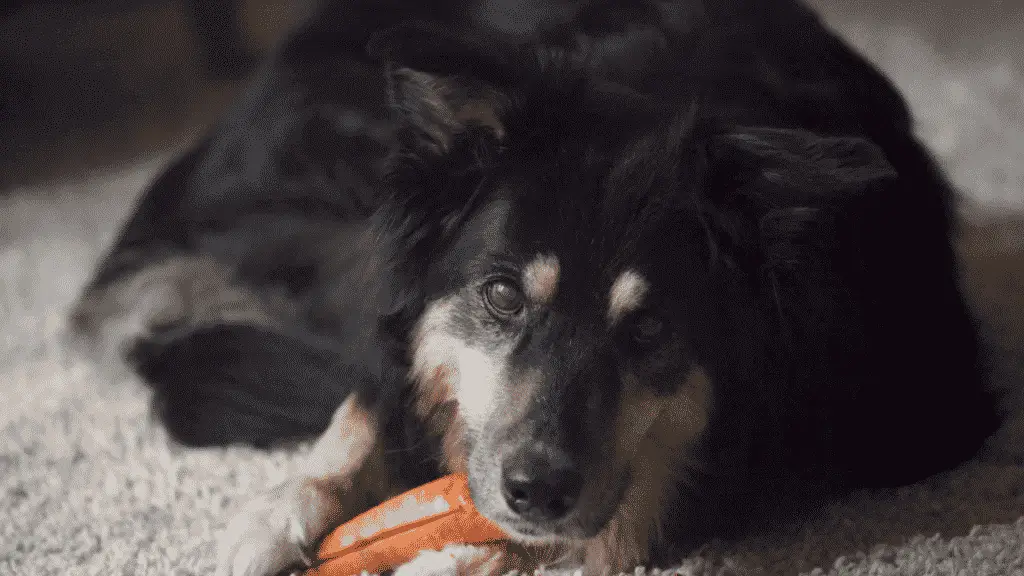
[
  {"left": 472, "top": 466, "right": 632, "bottom": 545},
  {"left": 487, "top": 511, "right": 587, "bottom": 544}
]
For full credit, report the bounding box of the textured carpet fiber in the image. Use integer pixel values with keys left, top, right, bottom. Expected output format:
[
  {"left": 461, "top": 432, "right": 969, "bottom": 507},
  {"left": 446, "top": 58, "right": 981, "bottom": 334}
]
[{"left": 2, "top": 8, "right": 1024, "bottom": 576}]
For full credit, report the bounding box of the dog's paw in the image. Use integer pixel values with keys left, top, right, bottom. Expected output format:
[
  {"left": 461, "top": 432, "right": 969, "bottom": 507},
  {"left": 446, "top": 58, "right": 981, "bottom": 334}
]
[
  {"left": 392, "top": 545, "right": 517, "bottom": 576},
  {"left": 216, "top": 478, "right": 342, "bottom": 576}
]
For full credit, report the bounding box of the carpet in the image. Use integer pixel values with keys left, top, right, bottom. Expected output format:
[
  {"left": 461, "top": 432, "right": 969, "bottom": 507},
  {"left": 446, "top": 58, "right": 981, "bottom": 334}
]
[{"left": 2, "top": 6, "right": 1024, "bottom": 576}]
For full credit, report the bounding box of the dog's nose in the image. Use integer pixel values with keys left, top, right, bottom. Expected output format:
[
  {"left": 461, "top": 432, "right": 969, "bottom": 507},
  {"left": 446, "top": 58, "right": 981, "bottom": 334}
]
[{"left": 501, "top": 443, "right": 583, "bottom": 522}]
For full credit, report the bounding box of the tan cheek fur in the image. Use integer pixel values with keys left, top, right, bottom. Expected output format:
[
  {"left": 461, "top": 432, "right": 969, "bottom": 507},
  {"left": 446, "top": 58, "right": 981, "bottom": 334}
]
[
  {"left": 408, "top": 299, "right": 472, "bottom": 474},
  {"left": 581, "top": 367, "right": 714, "bottom": 574},
  {"left": 413, "top": 363, "right": 469, "bottom": 473}
]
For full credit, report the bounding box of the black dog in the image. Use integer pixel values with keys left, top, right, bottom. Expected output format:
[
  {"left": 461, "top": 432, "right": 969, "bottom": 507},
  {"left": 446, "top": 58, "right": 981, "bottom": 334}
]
[{"left": 70, "top": 1, "right": 1000, "bottom": 574}]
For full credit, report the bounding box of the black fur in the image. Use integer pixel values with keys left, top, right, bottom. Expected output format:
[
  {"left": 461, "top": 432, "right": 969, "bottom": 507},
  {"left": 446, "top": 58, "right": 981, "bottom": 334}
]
[
  {"left": 74, "top": 0, "right": 1000, "bottom": 556},
  {"left": 363, "top": 24, "right": 999, "bottom": 544},
  {"left": 77, "top": 0, "right": 717, "bottom": 447},
  {"left": 129, "top": 324, "right": 368, "bottom": 448}
]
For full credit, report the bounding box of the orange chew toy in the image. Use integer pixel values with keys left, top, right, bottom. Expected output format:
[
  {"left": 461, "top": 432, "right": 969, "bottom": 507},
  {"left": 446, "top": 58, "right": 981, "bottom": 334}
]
[{"left": 305, "top": 473, "right": 508, "bottom": 576}]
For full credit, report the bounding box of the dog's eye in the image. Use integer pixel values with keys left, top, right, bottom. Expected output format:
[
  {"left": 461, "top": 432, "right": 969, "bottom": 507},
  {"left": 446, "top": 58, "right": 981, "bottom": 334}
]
[
  {"left": 631, "top": 314, "right": 664, "bottom": 345},
  {"left": 483, "top": 278, "right": 525, "bottom": 318}
]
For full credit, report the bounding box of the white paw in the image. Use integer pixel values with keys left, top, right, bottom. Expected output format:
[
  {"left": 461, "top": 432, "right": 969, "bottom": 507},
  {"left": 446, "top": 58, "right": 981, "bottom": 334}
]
[{"left": 216, "top": 479, "right": 340, "bottom": 576}]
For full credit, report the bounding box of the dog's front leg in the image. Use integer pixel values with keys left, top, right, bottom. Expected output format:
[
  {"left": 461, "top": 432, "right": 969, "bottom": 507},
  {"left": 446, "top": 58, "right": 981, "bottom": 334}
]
[{"left": 216, "top": 394, "right": 398, "bottom": 576}]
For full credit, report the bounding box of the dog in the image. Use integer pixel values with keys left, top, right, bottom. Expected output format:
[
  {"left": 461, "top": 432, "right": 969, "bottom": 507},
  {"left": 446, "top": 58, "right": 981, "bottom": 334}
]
[{"left": 69, "top": 0, "right": 1002, "bottom": 574}]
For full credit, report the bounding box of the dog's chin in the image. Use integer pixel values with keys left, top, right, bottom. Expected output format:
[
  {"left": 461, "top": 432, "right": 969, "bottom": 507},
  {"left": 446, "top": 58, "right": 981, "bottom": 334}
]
[{"left": 484, "top": 512, "right": 595, "bottom": 545}]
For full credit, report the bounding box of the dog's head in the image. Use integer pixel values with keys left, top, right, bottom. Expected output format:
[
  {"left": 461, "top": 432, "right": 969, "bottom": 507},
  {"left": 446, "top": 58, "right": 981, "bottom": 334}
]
[{"left": 369, "top": 23, "right": 897, "bottom": 550}]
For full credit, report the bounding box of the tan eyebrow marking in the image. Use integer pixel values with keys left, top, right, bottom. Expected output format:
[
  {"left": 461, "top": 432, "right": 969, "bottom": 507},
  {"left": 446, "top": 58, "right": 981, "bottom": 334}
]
[
  {"left": 522, "top": 254, "right": 560, "bottom": 305},
  {"left": 608, "top": 269, "right": 649, "bottom": 325}
]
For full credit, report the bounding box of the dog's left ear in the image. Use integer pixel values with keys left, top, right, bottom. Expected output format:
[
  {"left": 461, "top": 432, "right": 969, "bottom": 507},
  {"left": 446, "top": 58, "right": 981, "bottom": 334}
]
[
  {"left": 703, "top": 126, "right": 898, "bottom": 266},
  {"left": 368, "top": 22, "right": 522, "bottom": 155},
  {"left": 710, "top": 126, "right": 897, "bottom": 208}
]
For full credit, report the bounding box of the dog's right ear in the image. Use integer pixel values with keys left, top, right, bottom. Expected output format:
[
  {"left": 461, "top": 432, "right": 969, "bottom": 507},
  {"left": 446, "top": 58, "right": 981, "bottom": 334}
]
[{"left": 368, "top": 22, "right": 522, "bottom": 155}]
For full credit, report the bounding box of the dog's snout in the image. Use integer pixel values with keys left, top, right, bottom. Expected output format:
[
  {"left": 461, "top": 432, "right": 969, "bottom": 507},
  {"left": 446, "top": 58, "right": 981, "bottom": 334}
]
[{"left": 501, "top": 443, "right": 583, "bottom": 522}]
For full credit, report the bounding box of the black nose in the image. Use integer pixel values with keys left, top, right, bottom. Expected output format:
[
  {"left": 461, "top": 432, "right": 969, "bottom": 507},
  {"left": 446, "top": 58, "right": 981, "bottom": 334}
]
[{"left": 501, "top": 443, "right": 583, "bottom": 522}]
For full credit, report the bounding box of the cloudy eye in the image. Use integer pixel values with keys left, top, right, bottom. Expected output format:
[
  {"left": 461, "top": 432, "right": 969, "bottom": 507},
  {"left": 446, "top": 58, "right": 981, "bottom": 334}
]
[
  {"left": 631, "top": 313, "right": 665, "bottom": 346},
  {"left": 482, "top": 278, "right": 525, "bottom": 318}
]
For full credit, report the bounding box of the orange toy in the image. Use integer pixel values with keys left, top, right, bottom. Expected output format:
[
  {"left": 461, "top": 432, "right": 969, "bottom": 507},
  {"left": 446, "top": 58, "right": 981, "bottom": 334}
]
[{"left": 305, "top": 474, "right": 508, "bottom": 576}]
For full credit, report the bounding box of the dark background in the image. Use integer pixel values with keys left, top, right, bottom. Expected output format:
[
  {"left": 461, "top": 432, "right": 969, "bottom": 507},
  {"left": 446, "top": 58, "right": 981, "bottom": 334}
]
[
  {"left": 0, "top": 0, "right": 301, "bottom": 189},
  {"left": 1, "top": 0, "right": 1020, "bottom": 190}
]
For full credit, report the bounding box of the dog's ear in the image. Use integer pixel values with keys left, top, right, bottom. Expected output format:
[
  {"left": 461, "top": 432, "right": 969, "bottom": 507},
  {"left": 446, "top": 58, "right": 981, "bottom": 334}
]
[
  {"left": 711, "top": 127, "right": 897, "bottom": 205},
  {"left": 701, "top": 127, "right": 898, "bottom": 269},
  {"left": 384, "top": 67, "right": 509, "bottom": 154},
  {"left": 368, "top": 22, "right": 524, "bottom": 154}
]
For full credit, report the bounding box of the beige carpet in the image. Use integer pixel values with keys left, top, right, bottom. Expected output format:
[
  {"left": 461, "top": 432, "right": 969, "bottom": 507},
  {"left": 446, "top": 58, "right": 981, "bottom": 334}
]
[{"left": 2, "top": 6, "right": 1024, "bottom": 575}]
